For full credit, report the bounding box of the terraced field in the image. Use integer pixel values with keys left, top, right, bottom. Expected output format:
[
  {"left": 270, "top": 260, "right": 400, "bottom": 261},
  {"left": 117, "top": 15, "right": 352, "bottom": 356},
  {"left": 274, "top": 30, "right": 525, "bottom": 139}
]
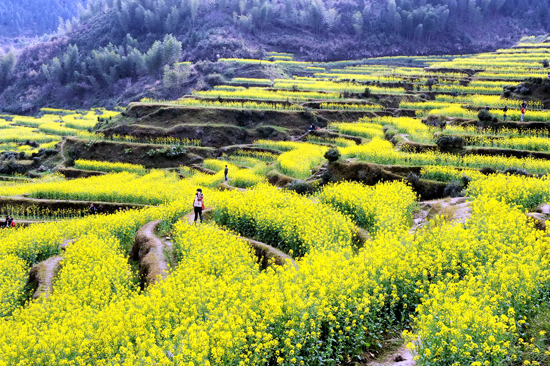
[{"left": 2, "top": 36, "right": 550, "bottom": 365}]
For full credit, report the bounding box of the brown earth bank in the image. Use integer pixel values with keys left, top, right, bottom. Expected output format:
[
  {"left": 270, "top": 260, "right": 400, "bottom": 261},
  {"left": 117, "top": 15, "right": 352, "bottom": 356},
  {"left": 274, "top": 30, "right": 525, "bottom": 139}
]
[
  {"left": 58, "top": 168, "right": 106, "bottom": 179},
  {"left": 399, "top": 140, "right": 550, "bottom": 161},
  {"left": 63, "top": 137, "right": 213, "bottom": 168},
  {"left": 505, "top": 81, "right": 550, "bottom": 108},
  {"left": 130, "top": 219, "right": 172, "bottom": 288},
  {"left": 495, "top": 121, "right": 550, "bottom": 131},
  {"left": 325, "top": 160, "right": 447, "bottom": 200},
  {"left": 0, "top": 196, "right": 149, "bottom": 213},
  {"left": 101, "top": 103, "right": 394, "bottom": 147}
]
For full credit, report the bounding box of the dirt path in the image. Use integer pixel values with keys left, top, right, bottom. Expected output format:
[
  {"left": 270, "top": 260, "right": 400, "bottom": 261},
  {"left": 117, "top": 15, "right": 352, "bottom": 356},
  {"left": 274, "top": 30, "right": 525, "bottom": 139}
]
[
  {"left": 218, "top": 181, "right": 248, "bottom": 192},
  {"left": 184, "top": 207, "right": 214, "bottom": 224},
  {"left": 240, "top": 236, "right": 297, "bottom": 270},
  {"left": 130, "top": 220, "right": 172, "bottom": 287},
  {"left": 411, "top": 197, "right": 472, "bottom": 234},
  {"left": 55, "top": 138, "right": 68, "bottom": 170},
  {"left": 27, "top": 239, "right": 74, "bottom": 298},
  {"left": 29, "top": 256, "right": 63, "bottom": 299},
  {"left": 364, "top": 345, "right": 415, "bottom": 366}
]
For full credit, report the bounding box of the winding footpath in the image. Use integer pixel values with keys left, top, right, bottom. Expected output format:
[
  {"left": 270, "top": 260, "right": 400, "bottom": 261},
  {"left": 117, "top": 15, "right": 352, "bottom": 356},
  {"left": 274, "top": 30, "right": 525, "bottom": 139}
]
[{"left": 130, "top": 220, "right": 173, "bottom": 287}]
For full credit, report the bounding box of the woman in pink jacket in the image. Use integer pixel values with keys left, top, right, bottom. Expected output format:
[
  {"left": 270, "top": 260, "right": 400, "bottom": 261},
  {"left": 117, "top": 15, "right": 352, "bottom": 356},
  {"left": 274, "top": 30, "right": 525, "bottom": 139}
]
[{"left": 193, "top": 188, "right": 205, "bottom": 223}]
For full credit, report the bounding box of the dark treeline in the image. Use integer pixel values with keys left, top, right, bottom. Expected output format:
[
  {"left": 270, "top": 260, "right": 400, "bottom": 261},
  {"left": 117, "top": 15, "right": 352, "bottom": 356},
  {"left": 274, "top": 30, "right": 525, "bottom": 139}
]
[
  {"left": 81, "top": 0, "right": 550, "bottom": 42},
  {"left": 1, "top": 0, "right": 550, "bottom": 114}
]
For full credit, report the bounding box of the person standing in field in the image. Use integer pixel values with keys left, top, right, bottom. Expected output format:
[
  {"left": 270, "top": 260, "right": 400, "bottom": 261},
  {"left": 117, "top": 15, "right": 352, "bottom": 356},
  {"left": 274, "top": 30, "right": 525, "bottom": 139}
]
[
  {"left": 520, "top": 101, "right": 527, "bottom": 122},
  {"left": 521, "top": 107, "right": 526, "bottom": 122},
  {"left": 224, "top": 165, "right": 229, "bottom": 182},
  {"left": 193, "top": 188, "right": 205, "bottom": 223},
  {"left": 503, "top": 106, "right": 508, "bottom": 121}
]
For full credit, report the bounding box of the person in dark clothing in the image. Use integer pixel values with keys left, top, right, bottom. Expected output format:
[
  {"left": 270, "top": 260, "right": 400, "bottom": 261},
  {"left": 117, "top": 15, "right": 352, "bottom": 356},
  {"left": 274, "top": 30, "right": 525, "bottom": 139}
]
[
  {"left": 5, "top": 215, "right": 12, "bottom": 228},
  {"left": 193, "top": 189, "right": 204, "bottom": 223},
  {"left": 89, "top": 203, "right": 96, "bottom": 215},
  {"left": 97, "top": 205, "right": 104, "bottom": 214},
  {"left": 520, "top": 101, "right": 527, "bottom": 109},
  {"left": 503, "top": 106, "right": 508, "bottom": 121},
  {"left": 485, "top": 105, "right": 490, "bottom": 111},
  {"left": 309, "top": 124, "right": 316, "bottom": 131},
  {"left": 224, "top": 165, "right": 228, "bottom": 182}
]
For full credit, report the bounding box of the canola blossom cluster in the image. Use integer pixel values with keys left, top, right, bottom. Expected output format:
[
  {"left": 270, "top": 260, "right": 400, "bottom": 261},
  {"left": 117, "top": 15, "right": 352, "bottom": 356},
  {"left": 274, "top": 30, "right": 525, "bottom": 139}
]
[{"left": 2, "top": 171, "right": 550, "bottom": 365}]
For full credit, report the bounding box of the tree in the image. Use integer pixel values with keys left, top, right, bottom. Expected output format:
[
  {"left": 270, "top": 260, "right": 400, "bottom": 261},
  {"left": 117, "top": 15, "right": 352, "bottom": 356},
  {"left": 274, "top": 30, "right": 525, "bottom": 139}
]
[
  {"left": 145, "top": 41, "right": 165, "bottom": 76},
  {"left": 190, "top": 0, "right": 200, "bottom": 28},
  {"left": 352, "top": 11, "right": 363, "bottom": 36},
  {"left": 0, "top": 52, "right": 16, "bottom": 88},
  {"left": 162, "top": 35, "right": 183, "bottom": 66},
  {"left": 325, "top": 8, "right": 340, "bottom": 33},
  {"left": 309, "top": 0, "right": 325, "bottom": 34},
  {"left": 394, "top": 12, "right": 403, "bottom": 34},
  {"left": 414, "top": 23, "right": 424, "bottom": 41}
]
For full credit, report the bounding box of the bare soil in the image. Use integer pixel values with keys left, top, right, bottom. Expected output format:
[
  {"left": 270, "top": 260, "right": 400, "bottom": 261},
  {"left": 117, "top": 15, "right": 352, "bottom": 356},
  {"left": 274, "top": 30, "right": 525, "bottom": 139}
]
[
  {"left": 63, "top": 137, "right": 213, "bottom": 168},
  {"left": 0, "top": 195, "right": 149, "bottom": 214},
  {"left": 411, "top": 197, "right": 472, "bottom": 233},
  {"left": 29, "top": 256, "right": 63, "bottom": 299},
  {"left": 130, "top": 219, "right": 172, "bottom": 288},
  {"left": 325, "top": 160, "right": 447, "bottom": 200},
  {"left": 363, "top": 345, "right": 415, "bottom": 366}
]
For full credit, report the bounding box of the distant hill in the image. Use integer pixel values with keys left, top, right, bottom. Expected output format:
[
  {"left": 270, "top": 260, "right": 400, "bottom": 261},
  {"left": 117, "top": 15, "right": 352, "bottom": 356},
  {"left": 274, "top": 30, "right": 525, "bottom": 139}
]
[
  {"left": 1, "top": 0, "right": 550, "bottom": 114},
  {"left": 0, "top": 0, "right": 86, "bottom": 37}
]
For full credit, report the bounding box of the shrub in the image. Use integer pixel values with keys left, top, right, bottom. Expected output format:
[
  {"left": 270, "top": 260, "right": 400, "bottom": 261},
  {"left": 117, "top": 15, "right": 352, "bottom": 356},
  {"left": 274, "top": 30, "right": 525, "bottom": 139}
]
[
  {"left": 504, "top": 167, "right": 531, "bottom": 177},
  {"left": 146, "top": 145, "right": 187, "bottom": 158},
  {"left": 443, "top": 180, "right": 464, "bottom": 197},
  {"left": 286, "top": 180, "right": 317, "bottom": 195},
  {"left": 478, "top": 109, "right": 497, "bottom": 128},
  {"left": 324, "top": 148, "right": 340, "bottom": 162},
  {"left": 407, "top": 172, "right": 420, "bottom": 187},
  {"left": 519, "top": 86, "right": 531, "bottom": 95},
  {"left": 436, "top": 135, "right": 466, "bottom": 151},
  {"left": 205, "top": 73, "right": 225, "bottom": 86}
]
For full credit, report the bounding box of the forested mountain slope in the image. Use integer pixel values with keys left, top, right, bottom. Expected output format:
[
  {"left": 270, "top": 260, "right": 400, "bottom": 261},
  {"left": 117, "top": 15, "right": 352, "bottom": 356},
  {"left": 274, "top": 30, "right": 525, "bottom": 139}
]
[
  {"left": 1, "top": 0, "right": 549, "bottom": 114},
  {"left": 0, "top": 0, "right": 86, "bottom": 37}
]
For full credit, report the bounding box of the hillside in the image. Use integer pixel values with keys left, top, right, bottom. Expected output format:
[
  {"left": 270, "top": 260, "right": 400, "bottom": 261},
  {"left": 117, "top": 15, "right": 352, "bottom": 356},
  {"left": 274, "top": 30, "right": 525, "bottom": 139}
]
[
  {"left": 1, "top": 0, "right": 550, "bottom": 114},
  {"left": 2, "top": 39, "right": 550, "bottom": 366},
  {"left": 0, "top": 0, "right": 86, "bottom": 38}
]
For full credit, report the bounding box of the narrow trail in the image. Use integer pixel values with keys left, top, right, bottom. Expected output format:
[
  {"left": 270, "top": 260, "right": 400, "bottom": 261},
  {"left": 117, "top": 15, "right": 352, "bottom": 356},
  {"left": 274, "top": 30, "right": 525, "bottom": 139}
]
[
  {"left": 240, "top": 236, "right": 297, "bottom": 270},
  {"left": 55, "top": 138, "right": 68, "bottom": 171},
  {"left": 183, "top": 208, "right": 297, "bottom": 269},
  {"left": 130, "top": 220, "right": 172, "bottom": 287},
  {"left": 29, "top": 256, "right": 63, "bottom": 299},
  {"left": 218, "top": 181, "right": 248, "bottom": 192},
  {"left": 364, "top": 345, "right": 415, "bottom": 366},
  {"left": 410, "top": 197, "right": 472, "bottom": 234},
  {"left": 527, "top": 203, "right": 550, "bottom": 230},
  {"left": 28, "top": 239, "right": 73, "bottom": 299}
]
